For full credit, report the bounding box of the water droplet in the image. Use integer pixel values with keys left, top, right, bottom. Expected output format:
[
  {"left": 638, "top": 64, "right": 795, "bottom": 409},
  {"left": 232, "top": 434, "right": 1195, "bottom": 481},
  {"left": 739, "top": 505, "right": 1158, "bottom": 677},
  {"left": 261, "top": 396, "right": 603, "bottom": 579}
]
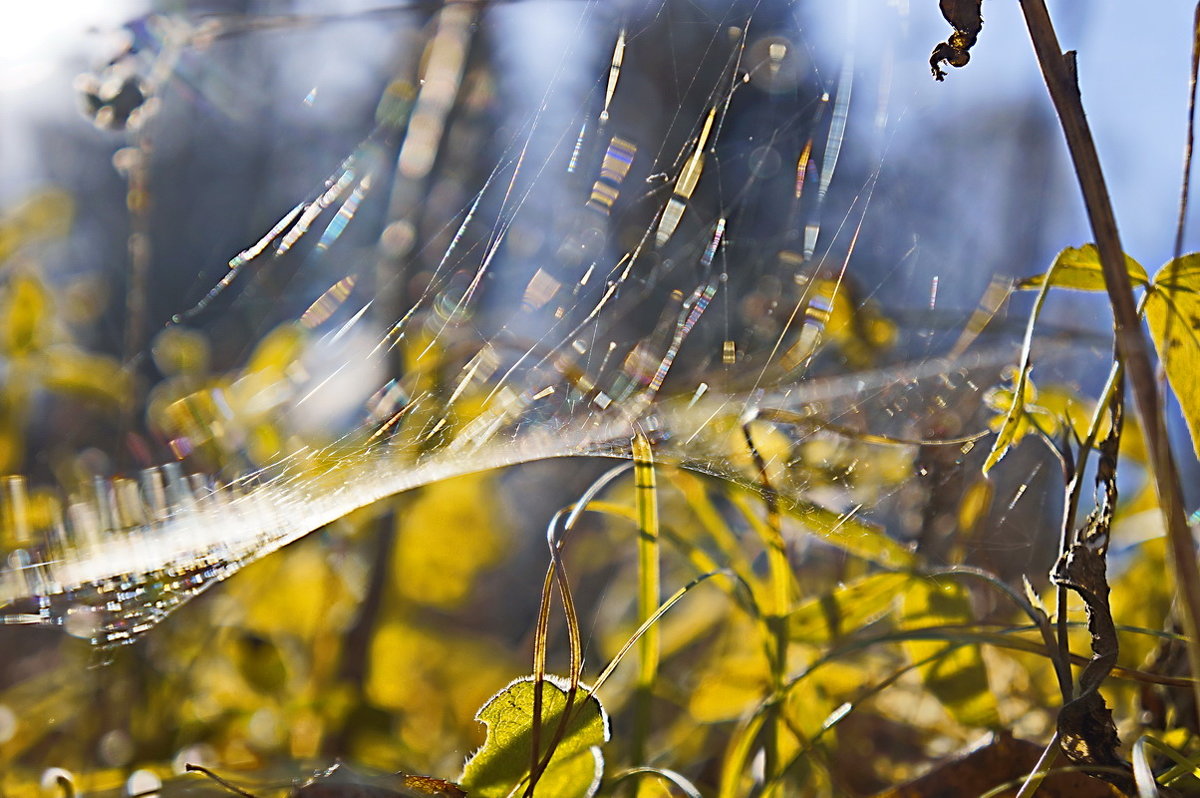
[
  {"left": 100, "top": 728, "right": 133, "bottom": 767},
  {"left": 126, "top": 769, "right": 162, "bottom": 797}
]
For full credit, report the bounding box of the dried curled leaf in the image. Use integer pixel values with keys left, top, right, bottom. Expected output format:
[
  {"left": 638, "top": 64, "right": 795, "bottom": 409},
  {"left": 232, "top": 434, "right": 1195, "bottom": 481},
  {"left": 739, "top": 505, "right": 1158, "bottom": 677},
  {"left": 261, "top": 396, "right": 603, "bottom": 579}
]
[
  {"left": 1050, "top": 387, "right": 1136, "bottom": 793},
  {"left": 1053, "top": 544, "right": 1125, "bottom": 779},
  {"left": 930, "top": 0, "right": 984, "bottom": 80}
]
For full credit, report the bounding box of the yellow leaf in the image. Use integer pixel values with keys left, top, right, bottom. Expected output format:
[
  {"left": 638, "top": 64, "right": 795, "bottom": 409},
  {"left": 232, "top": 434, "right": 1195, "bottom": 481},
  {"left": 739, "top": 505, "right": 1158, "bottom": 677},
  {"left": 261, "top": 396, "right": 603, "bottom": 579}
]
[
  {"left": 982, "top": 367, "right": 1053, "bottom": 474},
  {"left": 985, "top": 383, "right": 1056, "bottom": 440},
  {"left": 2, "top": 274, "right": 50, "bottom": 356},
  {"left": 1016, "top": 244, "right": 1148, "bottom": 292},
  {"left": 247, "top": 423, "right": 285, "bottom": 464},
  {"left": 1034, "top": 385, "right": 1106, "bottom": 442},
  {"left": 781, "top": 661, "right": 868, "bottom": 743},
  {"left": 812, "top": 278, "right": 897, "bottom": 368},
  {"left": 982, "top": 245, "right": 1138, "bottom": 473},
  {"left": 238, "top": 543, "right": 357, "bottom": 641},
  {"left": 1146, "top": 253, "right": 1200, "bottom": 459},
  {"left": 781, "top": 278, "right": 896, "bottom": 371},
  {"left": 957, "top": 478, "right": 993, "bottom": 534},
  {"left": 393, "top": 473, "right": 507, "bottom": 609},
  {"left": 632, "top": 780, "right": 676, "bottom": 798},
  {"left": 0, "top": 189, "right": 73, "bottom": 263},
  {"left": 788, "top": 572, "right": 910, "bottom": 644},
  {"left": 246, "top": 323, "right": 307, "bottom": 375},
  {"left": 899, "top": 579, "right": 998, "bottom": 729},
  {"left": 687, "top": 646, "right": 770, "bottom": 723},
  {"left": 366, "top": 619, "right": 516, "bottom": 761},
  {"left": 40, "top": 346, "right": 130, "bottom": 406},
  {"left": 779, "top": 495, "right": 916, "bottom": 569},
  {"left": 151, "top": 327, "right": 211, "bottom": 376},
  {"left": 154, "top": 383, "right": 223, "bottom": 449},
  {"left": 1108, "top": 536, "right": 1171, "bottom": 672}
]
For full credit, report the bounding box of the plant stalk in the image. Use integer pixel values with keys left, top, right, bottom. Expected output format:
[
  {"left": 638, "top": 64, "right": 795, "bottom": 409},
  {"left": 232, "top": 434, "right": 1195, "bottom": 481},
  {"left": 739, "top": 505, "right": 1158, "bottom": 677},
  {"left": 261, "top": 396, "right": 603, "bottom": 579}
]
[
  {"left": 631, "top": 432, "right": 661, "bottom": 769},
  {"left": 740, "top": 423, "right": 791, "bottom": 797},
  {"left": 1018, "top": 0, "right": 1200, "bottom": 714}
]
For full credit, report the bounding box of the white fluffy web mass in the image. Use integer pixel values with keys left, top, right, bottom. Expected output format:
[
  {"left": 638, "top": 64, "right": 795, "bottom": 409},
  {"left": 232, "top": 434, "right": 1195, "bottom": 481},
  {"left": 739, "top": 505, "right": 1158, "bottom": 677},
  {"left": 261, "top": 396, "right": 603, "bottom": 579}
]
[{"left": 0, "top": 0, "right": 1098, "bottom": 648}]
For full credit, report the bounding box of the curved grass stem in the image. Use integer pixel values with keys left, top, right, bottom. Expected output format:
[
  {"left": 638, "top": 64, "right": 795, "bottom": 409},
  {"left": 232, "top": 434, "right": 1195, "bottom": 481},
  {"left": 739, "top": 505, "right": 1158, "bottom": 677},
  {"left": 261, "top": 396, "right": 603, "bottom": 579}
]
[{"left": 631, "top": 432, "right": 661, "bottom": 770}]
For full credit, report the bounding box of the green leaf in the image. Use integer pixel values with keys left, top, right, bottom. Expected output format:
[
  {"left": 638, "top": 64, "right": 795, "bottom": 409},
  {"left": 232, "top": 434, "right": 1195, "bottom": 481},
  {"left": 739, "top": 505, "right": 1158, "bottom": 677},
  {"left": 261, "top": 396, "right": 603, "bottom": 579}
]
[
  {"left": 899, "top": 579, "right": 998, "bottom": 729},
  {"left": 1146, "top": 253, "right": 1200, "bottom": 459},
  {"left": 460, "top": 675, "right": 610, "bottom": 798},
  {"left": 788, "top": 572, "right": 911, "bottom": 644},
  {"left": 1016, "top": 244, "right": 1148, "bottom": 292}
]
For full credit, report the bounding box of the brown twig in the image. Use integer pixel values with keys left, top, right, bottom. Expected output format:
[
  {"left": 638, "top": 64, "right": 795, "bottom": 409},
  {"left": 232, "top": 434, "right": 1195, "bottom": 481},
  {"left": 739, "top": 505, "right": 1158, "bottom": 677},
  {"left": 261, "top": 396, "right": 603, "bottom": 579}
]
[
  {"left": 1017, "top": 0, "right": 1200, "bottom": 715},
  {"left": 185, "top": 765, "right": 256, "bottom": 798}
]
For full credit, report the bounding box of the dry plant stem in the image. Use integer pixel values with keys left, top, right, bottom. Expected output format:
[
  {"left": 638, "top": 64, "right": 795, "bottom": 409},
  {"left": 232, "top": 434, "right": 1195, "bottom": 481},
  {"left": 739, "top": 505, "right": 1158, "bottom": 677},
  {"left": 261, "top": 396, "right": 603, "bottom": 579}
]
[
  {"left": 1054, "top": 440, "right": 1079, "bottom": 699},
  {"left": 528, "top": 559, "right": 556, "bottom": 796},
  {"left": 324, "top": 508, "right": 397, "bottom": 755},
  {"left": 116, "top": 139, "right": 152, "bottom": 459},
  {"left": 184, "top": 765, "right": 256, "bottom": 798},
  {"left": 122, "top": 144, "right": 151, "bottom": 365},
  {"left": 1052, "top": 358, "right": 1125, "bottom": 702},
  {"left": 1018, "top": 0, "right": 1200, "bottom": 713},
  {"left": 527, "top": 513, "right": 585, "bottom": 797}
]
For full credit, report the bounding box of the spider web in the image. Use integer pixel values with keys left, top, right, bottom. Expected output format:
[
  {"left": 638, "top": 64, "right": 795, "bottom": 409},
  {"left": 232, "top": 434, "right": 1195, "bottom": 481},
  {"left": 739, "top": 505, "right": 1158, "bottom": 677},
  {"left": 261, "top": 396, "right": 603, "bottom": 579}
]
[{"left": 0, "top": 0, "right": 1099, "bottom": 647}]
